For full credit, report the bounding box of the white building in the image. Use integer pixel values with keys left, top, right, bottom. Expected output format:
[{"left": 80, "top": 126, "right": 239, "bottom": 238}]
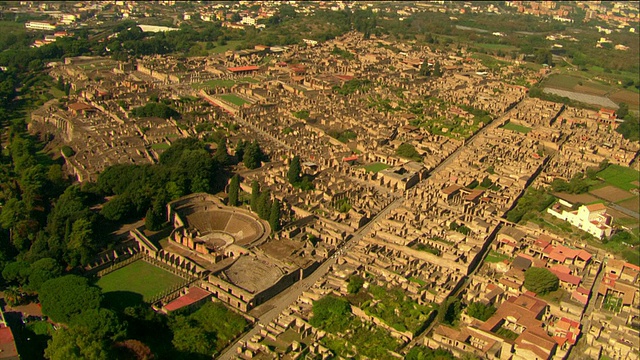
[
  {"left": 547, "top": 203, "right": 613, "bottom": 239},
  {"left": 241, "top": 16, "right": 256, "bottom": 26},
  {"left": 25, "top": 21, "right": 56, "bottom": 31}
]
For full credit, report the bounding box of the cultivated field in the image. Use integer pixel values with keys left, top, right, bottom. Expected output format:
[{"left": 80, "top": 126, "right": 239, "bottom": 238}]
[
  {"left": 590, "top": 185, "right": 635, "bottom": 203},
  {"left": 596, "top": 165, "right": 640, "bottom": 191}
]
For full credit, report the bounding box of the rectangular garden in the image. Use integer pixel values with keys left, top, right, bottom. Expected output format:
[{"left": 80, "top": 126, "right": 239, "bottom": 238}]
[{"left": 96, "top": 260, "right": 185, "bottom": 307}]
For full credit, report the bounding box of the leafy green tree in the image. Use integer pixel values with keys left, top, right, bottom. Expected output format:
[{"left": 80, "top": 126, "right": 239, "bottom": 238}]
[
  {"left": 524, "top": 267, "right": 559, "bottom": 295},
  {"left": 39, "top": 275, "right": 102, "bottom": 323},
  {"left": 100, "top": 195, "right": 135, "bottom": 222},
  {"left": 67, "top": 218, "right": 96, "bottom": 266},
  {"left": 269, "top": 199, "right": 281, "bottom": 231},
  {"left": 396, "top": 143, "right": 422, "bottom": 161},
  {"left": 71, "top": 308, "right": 127, "bottom": 341},
  {"left": 28, "top": 257, "right": 63, "bottom": 292},
  {"left": 467, "top": 302, "right": 496, "bottom": 321},
  {"left": 145, "top": 202, "right": 164, "bottom": 231},
  {"left": 243, "top": 141, "right": 264, "bottom": 169},
  {"left": 347, "top": 275, "right": 365, "bottom": 294},
  {"left": 309, "top": 295, "right": 352, "bottom": 333},
  {"left": 617, "top": 103, "right": 629, "bottom": 119},
  {"left": 440, "top": 298, "right": 462, "bottom": 325},
  {"left": 2, "top": 260, "right": 31, "bottom": 286},
  {"left": 44, "top": 327, "right": 111, "bottom": 360},
  {"left": 287, "top": 155, "right": 302, "bottom": 185},
  {"left": 406, "top": 346, "right": 456, "bottom": 360},
  {"left": 228, "top": 174, "right": 239, "bottom": 207},
  {"left": 214, "top": 137, "right": 229, "bottom": 165}
]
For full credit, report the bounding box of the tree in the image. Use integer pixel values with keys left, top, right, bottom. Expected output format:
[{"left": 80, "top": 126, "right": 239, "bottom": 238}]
[
  {"left": 310, "top": 295, "right": 352, "bottom": 333},
  {"left": 2, "top": 260, "right": 31, "bottom": 286},
  {"left": 243, "top": 141, "right": 264, "bottom": 170},
  {"left": 28, "top": 257, "right": 63, "bottom": 292},
  {"left": 524, "top": 267, "right": 559, "bottom": 295},
  {"left": 145, "top": 204, "right": 163, "bottom": 231},
  {"left": 617, "top": 102, "right": 629, "bottom": 119},
  {"left": 257, "top": 190, "right": 271, "bottom": 220},
  {"left": 71, "top": 308, "right": 126, "bottom": 341},
  {"left": 67, "top": 218, "right": 96, "bottom": 266},
  {"left": 214, "top": 137, "right": 229, "bottom": 165},
  {"left": 419, "top": 58, "right": 431, "bottom": 76},
  {"left": 228, "top": 174, "right": 239, "bottom": 207},
  {"left": 396, "top": 143, "right": 422, "bottom": 161},
  {"left": 234, "top": 140, "right": 247, "bottom": 162},
  {"left": 287, "top": 155, "right": 302, "bottom": 185},
  {"left": 347, "top": 275, "right": 364, "bottom": 294},
  {"left": 44, "top": 327, "right": 111, "bottom": 360},
  {"left": 269, "top": 199, "right": 281, "bottom": 231},
  {"left": 467, "top": 302, "right": 496, "bottom": 321},
  {"left": 406, "top": 346, "right": 456, "bottom": 360},
  {"left": 250, "top": 180, "right": 260, "bottom": 212},
  {"left": 39, "top": 275, "right": 102, "bottom": 323},
  {"left": 432, "top": 61, "right": 442, "bottom": 77}
]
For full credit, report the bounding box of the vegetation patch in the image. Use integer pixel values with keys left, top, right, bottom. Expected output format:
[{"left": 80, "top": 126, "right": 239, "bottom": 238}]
[
  {"left": 96, "top": 260, "right": 184, "bottom": 306},
  {"left": 596, "top": 164, "right": 640, "bottom": 191},
  {"left": 364, "top": 162, "right": 391, "bottom": 173},
  {"left": 501, "top": 121, "right": 532, "bottom": 134},
  {"left": 485, "top": 250, "right": 511, "bottom": 263},
  {"left": 219, "top": 94, "right": 249, "bottom": 106},
  {"left": 151, "top": 143, "right": 171, "bottom": 150}
]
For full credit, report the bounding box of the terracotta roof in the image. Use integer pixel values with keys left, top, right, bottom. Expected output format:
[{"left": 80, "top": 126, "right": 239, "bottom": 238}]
[
  {"left": 163, "top": 287, "right": 211, "bottom": 312},
  {"left": 227, "top": 65, "right": 260, "bottom": 72},
  {"left": 585, "top": 203, "right": 606, "bottom": 212},
  {"left": 68, "top": 102, "right": 94, "bottom": 111},
  {"left": 0, "top": 325, "right": 18, "bottom": 359}
]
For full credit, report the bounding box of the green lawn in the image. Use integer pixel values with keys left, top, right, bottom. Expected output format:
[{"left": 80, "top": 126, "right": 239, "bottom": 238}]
[
  {"left": 208, "top": 40, "right": 244, "bottom": 54},
  {"left": 364, "top": 162, "right": 391, "bottom": 173},
  {"left": 191, "top": 79, "right": 236, "bottom": 89},
  {"left": 501, "top": 121, "right": 532, "bottom": 134},
  {"left": 96, "top": 260, "right": 184, "bottom": 308},
  {"left": 597, "top": 164, "right": 640, "bottom": 191},
  {"left": 151, "top": 143, "right": 171, "bottom": 150},
  {"left": 485, "top": 250, "right": 511, "bottom": 263},
  {"left": 219, "top": 94, "right": 249, "bottom": 106}
]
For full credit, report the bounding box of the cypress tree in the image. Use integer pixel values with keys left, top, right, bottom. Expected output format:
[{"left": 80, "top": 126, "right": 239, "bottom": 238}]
[
  {"left": 250, "top": 180, "right": 260, "bottom": 212},
  {"left": 257, "top": 190, "right": 271, "bottom": 220},
  {"left": 287, "top": 155, "right": 302, "bottom": 185},
  {"left": 269, "top": 199, "right": 281, "bottom": 231},
  {"left": 228, "top": 174, "right": 239, "bottom": 206}
]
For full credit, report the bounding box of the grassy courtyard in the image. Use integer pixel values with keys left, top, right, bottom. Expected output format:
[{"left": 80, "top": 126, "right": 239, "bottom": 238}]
[
  {"left": 364, "top": 162, "right": 391, "bottom": 173},
  {"left": 219, "top": 93, "right": 249, "bottom": 106},
  {"left": 501, "top": 121, "right": 532, "bottom": 134},
  {"left": 96, "top": 260, "right": 185, "bottom": 309}
]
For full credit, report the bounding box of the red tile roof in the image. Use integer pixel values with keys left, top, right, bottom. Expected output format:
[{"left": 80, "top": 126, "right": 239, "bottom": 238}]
[
  {"left": 227, "top": 65, "right": 260, "bottom": 72},
  {"left": 0, "top": 325, "right": 18, "bottom": 359},
  {"left": 164, "top": 287, "right": 211, "bottom": 312}
]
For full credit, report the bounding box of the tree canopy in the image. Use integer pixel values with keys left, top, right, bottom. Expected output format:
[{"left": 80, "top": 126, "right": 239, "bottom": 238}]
[
  {"left": 524, "top": 267, "right": 559, "bottom": 295},
  {"left": 39, "top": 275, "right": 102, "bottom": 323}
]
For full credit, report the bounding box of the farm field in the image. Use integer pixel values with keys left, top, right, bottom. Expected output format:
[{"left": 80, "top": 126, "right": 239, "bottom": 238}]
[
  {"left": 589, "top": 185, "right": 635, "bottom": 203},
  {"left": 596, "top": 165, "right": 640, "bottom": 191}
]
